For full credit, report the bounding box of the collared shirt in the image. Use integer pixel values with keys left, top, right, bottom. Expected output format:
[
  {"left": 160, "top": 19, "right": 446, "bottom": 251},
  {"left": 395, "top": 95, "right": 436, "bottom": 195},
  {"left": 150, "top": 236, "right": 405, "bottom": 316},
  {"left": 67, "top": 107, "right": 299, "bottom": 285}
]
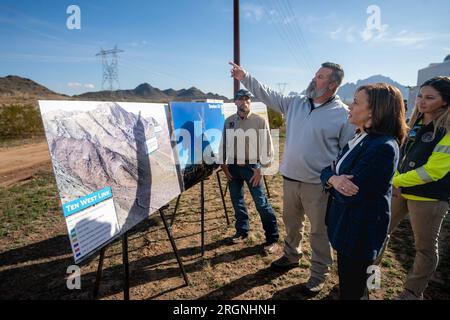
[{"left": 219, "top": 111, "right": 274, "bottom": 168}]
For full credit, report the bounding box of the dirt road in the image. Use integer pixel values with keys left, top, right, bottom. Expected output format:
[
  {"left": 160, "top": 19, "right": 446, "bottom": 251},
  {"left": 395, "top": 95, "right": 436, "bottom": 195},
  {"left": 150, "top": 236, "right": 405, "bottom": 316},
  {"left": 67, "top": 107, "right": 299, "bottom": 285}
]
[{"left": 0, "top": 142, "right": 52, "bottom": 187}]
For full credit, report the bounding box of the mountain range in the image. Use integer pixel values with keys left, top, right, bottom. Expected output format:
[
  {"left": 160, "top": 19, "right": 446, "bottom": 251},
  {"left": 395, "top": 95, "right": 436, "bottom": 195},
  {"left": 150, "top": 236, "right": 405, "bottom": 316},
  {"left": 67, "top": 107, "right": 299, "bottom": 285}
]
[
  {"left": 0, "top": 75, "right": 231, "bottom": 107},
  {"left": 0, "top": 74, "right": 410, "bottom": 107},
  {"left": 0, "top": 75, "right": 69, "bottom": 105},
  {"left": 336, "top": 75, "right": 410, "bottom": 103},
  {"left": 75, "top": 83, "right": 231, "bottom": 102},
  {"left": 289, "top": 75, "right": 410, "bottom": 103}
]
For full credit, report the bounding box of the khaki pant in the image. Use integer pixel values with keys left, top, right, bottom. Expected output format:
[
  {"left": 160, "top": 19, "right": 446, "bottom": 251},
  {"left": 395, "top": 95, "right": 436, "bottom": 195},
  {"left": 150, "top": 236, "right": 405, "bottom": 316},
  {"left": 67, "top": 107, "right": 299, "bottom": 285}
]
[
  {"left": 282, "top": 179, "right": 333, "bottom": 281},
  {"left": 388, "top": 196, "right": 449, "bottom": 296}
]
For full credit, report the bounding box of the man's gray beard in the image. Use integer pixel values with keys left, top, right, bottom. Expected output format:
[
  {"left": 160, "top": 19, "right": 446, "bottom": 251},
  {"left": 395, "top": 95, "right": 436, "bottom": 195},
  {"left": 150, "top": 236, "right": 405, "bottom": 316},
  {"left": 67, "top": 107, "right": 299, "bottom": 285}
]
[{"left": 306, "top": 81, "right": 328, "bottom": 100}]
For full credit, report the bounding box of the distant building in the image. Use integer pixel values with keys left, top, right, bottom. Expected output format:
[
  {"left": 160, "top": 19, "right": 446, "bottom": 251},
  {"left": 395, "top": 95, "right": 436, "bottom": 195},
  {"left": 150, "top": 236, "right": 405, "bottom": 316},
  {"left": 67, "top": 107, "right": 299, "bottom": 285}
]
[{"left": 408, "top": 55, "right": 450, "bottom": 119}]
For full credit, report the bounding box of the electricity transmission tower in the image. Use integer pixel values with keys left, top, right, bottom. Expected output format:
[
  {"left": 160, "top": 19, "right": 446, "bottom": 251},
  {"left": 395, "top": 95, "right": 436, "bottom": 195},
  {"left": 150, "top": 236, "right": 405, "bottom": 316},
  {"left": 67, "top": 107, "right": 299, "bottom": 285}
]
[
  {"left": 277, "top": 82, "right": 288, "bottom": 95},
  {"left": 95, "top": 45, "right": 124, "bottom": 92}
]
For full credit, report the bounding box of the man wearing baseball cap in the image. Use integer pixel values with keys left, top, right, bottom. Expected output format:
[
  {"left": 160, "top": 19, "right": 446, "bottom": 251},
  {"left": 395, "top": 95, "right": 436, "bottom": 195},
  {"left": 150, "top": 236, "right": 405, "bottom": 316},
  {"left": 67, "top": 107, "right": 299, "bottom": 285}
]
[{"left": 219, "top": 89, "right": 279, "bottom": 254}]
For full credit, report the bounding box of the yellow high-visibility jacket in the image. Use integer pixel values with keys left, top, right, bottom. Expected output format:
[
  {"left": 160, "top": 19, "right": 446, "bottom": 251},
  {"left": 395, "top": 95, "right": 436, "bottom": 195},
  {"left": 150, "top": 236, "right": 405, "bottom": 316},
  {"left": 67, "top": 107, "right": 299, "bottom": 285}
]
[{"left": 394, "top": 133, "right": 450, "bottom": 201}]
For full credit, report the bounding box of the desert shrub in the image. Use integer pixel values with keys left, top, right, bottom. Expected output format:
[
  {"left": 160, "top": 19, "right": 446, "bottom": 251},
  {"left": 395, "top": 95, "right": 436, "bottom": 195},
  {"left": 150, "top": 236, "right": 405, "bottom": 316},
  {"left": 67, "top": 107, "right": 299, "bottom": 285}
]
[
  {"left": 267, "top": 108, "right": 284, "bottom": 129},
  {"left": 0, "top": 105, "right": 44, "bottom": 140}
]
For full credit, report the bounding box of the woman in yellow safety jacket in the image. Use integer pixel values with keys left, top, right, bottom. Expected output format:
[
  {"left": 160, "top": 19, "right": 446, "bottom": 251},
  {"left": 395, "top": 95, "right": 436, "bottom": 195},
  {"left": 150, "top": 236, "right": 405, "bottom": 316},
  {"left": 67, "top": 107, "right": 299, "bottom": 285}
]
[{"left": 387, "top": 76, "right": 450, "bottom": 300}]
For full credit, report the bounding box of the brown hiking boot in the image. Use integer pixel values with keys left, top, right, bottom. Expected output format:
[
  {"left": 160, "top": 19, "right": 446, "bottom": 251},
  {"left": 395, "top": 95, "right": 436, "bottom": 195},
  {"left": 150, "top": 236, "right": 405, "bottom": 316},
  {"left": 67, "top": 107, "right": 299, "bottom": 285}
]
[{"left": 270, "top": 256, "right": 299, "bottom": 270}]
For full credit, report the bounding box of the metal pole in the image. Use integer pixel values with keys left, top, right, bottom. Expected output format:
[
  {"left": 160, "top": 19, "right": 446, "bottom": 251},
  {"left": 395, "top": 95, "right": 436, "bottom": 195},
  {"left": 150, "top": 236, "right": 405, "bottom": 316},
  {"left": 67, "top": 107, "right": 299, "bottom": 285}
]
[
  {"left": 93, "top": 247, "right": 106, "bottom": 299},
  {"left": 200, "top": 179, "right": 205, "bottom": 256},
  {"left": 159, "top": 208, "right": 190, "bottom": 286},
  {"left": 234, "top": 0, "right": 240, "bottom": 96},
  {"left": 122, "top": 232, "right": 130, "bottom": 300},
  {"left": 216, "top": 170, "right": 230, "bottom": 225},
  {"left": 170, "top": 194, "right": 182, "bottom": 227}
]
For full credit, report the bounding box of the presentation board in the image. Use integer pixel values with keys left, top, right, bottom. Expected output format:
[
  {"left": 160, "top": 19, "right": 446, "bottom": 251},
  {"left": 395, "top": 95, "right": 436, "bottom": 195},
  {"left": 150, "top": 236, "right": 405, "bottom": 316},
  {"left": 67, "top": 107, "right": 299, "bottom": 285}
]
[
  {"left": 170, "top": 102, "right": 225, "bottom": 190},
  {"left": 39, "top": 100, "right": 182, "bottom": 262}
]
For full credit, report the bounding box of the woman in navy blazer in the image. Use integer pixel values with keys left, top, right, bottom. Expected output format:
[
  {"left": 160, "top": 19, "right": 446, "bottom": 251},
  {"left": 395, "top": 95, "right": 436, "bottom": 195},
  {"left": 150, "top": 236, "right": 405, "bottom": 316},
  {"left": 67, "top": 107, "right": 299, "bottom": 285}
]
[{"left": 321, "top": 83, "right": 408, "bottom": 300}]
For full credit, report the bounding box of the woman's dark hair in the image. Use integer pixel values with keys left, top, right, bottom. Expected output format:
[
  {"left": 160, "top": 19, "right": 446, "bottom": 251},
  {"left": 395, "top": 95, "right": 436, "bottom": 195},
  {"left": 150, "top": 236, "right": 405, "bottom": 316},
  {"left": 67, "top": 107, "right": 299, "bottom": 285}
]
[
  {"left": 410, "top": 76, "right": 450, "bottom": 134},
  {"left": 357, "top": 83, "right": 408, "bottom": 145},
  {"left": 420, "top": 76, "right": 450, "bottom": 106}
]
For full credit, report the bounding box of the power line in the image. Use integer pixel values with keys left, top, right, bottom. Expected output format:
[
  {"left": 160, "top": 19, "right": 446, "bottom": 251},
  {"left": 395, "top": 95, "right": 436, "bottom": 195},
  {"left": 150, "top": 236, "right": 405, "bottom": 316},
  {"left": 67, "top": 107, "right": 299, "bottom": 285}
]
[
  {"left": 257, "top": 0, "right": 307, "bottom": 71},
  {"left": 270, "top": 0, "right": 307, "bottom": 68},
  {"left": 274, "top": 0, "right": 314, "bottom": 74},
  {"left": 283, "top": 0, "right": 316, "bottom": 70},
  {"left": 258, "top": 0, "right": 315, "bottom": 75}
]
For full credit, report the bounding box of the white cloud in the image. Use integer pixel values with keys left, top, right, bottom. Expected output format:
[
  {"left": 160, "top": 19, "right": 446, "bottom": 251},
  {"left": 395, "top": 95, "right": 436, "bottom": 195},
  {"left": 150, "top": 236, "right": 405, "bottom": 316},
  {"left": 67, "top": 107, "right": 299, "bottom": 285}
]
[
  {"left": 386, "top": 31, "right": 434, "bottom": 46},
  {"left": 330, "top": 28, "right": 343, "bottom": 40},
  {"left": 126, "top": 40, "right": 149, "bottom": 48},
  {"left": 346, "top": 27, "right": 357, "bottom": 43},
  {"left": 281, "top": 16, "right": 296, "bottom": 25},
  {"left": 329, "top": 27, "right": 359, "bottom": 43},
  {"left": 241, "top": 3, "right": 265, "bottom": 22},
  {"left": 329, "top": 23, "right": 444, "bottom": 48},
  {"left": 67, "top": 82, "right": 82, "bottom": 88},
  {"left": 240, "top": 4, "right": 295, "bottom": 25},
  {"left": 68, "top": 82, "right": 95, "bottom": 89}
]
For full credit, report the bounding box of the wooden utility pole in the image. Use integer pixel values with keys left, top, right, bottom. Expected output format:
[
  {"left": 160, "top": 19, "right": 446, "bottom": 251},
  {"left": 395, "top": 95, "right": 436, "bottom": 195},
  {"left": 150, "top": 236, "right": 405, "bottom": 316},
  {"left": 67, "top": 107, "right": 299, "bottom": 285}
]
[{"left": 233, "top": 0, "right": 240, "bottom": 96}]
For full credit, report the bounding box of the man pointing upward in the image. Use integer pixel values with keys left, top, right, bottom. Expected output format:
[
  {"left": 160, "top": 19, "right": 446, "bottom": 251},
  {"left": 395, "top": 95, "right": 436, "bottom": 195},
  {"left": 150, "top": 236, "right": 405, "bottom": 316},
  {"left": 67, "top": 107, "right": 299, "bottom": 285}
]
[{"left": 229, "top": 61, "right": 354, "bottom": 294}]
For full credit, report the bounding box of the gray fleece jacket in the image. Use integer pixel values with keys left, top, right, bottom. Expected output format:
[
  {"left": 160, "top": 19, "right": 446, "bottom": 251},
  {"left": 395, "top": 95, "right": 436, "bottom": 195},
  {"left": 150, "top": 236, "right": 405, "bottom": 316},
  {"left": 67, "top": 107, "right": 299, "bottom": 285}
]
[{"left": 242, "top": 72, "right": 355, "bottom": 184}]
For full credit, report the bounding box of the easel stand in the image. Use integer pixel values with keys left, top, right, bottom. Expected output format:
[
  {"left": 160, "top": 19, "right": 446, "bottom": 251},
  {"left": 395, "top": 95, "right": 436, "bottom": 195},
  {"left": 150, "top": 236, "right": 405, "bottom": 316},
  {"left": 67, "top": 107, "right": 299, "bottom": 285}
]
[
  {"left": 200, "top": 179, "right": 205, "bottom": 256},
  {"left": 169, "top": 171, "right": 231, "bottom": 255},
  {"left": 92, "top": 207, "right": 190, "bottom": 300},
  {"left": 216, "top": 170, "right": 230, "bottom": 225}
]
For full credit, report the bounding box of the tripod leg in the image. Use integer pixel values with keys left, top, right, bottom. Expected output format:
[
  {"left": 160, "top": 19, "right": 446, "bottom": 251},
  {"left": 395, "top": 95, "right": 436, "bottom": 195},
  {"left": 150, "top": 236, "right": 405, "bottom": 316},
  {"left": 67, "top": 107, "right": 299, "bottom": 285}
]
[
  {"left": 159, "top": 208, "right": 190, "bottom": 286},
  {"left": 122, "top": 232, "right": 130, "bottom": 300},
  {"left": 170, "top": 195, "right": 181, "bottom": 227},
  {"left": 93, "top": 246, "right": 106, "bottom": 299},
  {"left": 216, "top": 170, "right": 230, "bottom": 225},
  {"left": 200, "top": 179, "right": 205, "bottom": 256},
  {"left": 224, "top": 181, "right": 229, "bottom": 197}
]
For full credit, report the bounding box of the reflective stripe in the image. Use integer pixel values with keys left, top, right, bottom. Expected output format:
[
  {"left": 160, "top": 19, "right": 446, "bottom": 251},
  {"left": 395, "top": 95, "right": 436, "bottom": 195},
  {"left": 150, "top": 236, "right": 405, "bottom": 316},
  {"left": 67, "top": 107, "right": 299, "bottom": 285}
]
[
  {"left": 416, "top": 167, "right": 434, "bottom": 183},
  {"left": 434, "top": 145, "right": 450, "bottom": 154}
]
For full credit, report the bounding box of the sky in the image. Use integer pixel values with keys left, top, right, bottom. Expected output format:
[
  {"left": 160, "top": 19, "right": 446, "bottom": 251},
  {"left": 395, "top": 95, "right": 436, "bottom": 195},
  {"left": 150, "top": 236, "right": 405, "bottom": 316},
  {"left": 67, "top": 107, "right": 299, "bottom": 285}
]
[{"left": 1, "top": 0, "right": 449, "bottom": 98}]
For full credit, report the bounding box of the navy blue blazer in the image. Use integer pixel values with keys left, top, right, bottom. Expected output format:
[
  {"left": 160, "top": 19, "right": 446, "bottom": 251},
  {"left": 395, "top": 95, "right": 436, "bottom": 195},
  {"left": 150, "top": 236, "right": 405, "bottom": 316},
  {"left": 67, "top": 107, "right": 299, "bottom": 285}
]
[{"left": 320, "top": 133, "right": 399, "bottom": 261}]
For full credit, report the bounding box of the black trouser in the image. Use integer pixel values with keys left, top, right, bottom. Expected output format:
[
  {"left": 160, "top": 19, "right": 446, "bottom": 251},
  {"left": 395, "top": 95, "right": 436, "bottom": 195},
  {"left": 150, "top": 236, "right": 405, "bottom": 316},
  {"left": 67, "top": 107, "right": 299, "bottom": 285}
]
[{"left": 337, "top": 252, "right": 374, "bottom": 300}]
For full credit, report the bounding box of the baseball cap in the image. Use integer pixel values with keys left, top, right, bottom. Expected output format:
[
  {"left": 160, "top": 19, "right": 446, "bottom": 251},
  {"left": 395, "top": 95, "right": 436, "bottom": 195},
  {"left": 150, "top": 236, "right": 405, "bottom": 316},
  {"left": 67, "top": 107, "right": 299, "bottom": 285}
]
[{"left": 234, "top": 89, "right": 254, "bottom": 100}]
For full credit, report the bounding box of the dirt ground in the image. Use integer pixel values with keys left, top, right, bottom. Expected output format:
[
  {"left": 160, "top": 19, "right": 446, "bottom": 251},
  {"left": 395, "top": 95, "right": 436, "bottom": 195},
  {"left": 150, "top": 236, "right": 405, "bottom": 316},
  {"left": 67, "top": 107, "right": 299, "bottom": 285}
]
[
  {"left": 0, "top": 141, "right": 449, "bottom": 300},
  {"left": 0, "top": 141, "right": 52, "bottom": 187}
]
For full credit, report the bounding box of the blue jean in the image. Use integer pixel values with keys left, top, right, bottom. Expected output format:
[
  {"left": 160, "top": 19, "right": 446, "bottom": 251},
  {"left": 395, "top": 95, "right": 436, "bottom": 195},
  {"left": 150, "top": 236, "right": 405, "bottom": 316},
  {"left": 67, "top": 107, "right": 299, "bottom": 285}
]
[{"left": 227, "top": 164, "right": 279, "bottom": 243}]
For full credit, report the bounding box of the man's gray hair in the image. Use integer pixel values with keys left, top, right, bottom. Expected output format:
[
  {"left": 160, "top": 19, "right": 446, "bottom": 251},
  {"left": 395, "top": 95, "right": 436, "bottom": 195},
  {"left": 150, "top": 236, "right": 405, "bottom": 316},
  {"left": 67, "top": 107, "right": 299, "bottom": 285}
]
[{"left": 321, "top": 62, "right": 344, "bottom": 87}]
